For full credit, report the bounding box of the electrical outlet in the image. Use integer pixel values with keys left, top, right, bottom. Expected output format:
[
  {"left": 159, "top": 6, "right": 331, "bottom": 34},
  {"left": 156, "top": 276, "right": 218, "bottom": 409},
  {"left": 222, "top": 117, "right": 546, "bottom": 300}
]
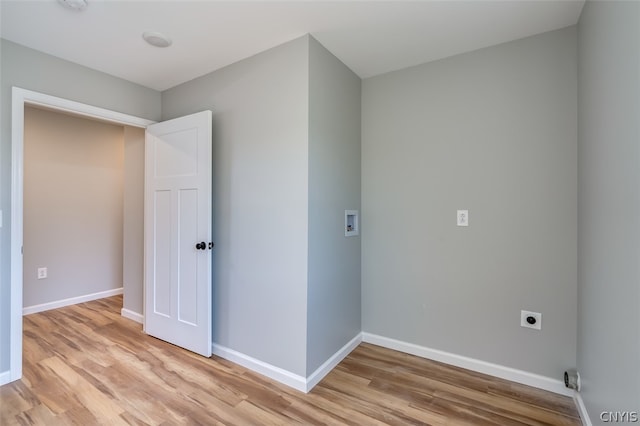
[
  {"left": 37, "top": 267, "right": 47, "bottom": 280},
  {"left": 457, "top": 210, "right": 469, "bottom": 226},
  {"left": 521, "top": 310, "right": 541, "bottom": 330}
]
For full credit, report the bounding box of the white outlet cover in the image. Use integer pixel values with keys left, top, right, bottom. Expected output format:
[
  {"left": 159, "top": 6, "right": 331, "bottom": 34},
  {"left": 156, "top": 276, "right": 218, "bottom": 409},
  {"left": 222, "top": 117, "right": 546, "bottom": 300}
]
[
  {"left": 37, "top": 267, "right": 47, "bottom": 279},
  {"left": 521, "top": 310, "right": 542, "bottom": 330},
  {"left": 457, "top": 210, "right": 469, "bottom": 226}
]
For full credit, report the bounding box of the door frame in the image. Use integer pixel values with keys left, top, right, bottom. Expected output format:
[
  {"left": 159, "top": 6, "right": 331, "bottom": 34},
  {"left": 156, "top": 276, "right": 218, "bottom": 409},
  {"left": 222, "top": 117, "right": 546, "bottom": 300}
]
[{"left": 6, "top": 87, "right": 155, "bottom": 385}]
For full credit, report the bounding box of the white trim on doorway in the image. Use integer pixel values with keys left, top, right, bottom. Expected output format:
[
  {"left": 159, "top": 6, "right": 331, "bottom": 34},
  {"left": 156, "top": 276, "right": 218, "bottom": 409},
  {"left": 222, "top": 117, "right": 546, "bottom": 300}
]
[{"left": 5, "top": 87, "right": 154, "bottom": 386}]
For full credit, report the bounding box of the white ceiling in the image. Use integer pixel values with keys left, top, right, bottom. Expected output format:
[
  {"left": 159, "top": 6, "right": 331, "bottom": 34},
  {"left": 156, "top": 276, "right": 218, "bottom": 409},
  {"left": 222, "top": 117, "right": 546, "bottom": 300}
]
[{"left": 0, "top": 0, "right": 584, "bottom": 92}]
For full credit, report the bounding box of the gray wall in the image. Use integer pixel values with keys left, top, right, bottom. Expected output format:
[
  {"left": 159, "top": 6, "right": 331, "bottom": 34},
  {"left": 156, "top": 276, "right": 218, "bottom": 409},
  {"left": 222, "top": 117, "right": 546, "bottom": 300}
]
[
  {"left": 123, "top": 126, "right": 145, "bottom": 316},
  {"left": 577, "top": 1, "right": 640, "bottom": 421},
  {"left": 23, "top": 111, "right": 145, "bottom": 316},
  {"left": 0, "top": 39, "right": 160, "bottom": 372},
  {"left": 162, "top": 36, "right": 310, "bottom": 376},
  {"left": 23, "top": 107, "right": 125, "bottom": 307},
  {"left": 361, "top": 27, "right": 577, "bottom": 379},
  {"left": 306, "top": 37, "right": 361, "bottom": 375}
]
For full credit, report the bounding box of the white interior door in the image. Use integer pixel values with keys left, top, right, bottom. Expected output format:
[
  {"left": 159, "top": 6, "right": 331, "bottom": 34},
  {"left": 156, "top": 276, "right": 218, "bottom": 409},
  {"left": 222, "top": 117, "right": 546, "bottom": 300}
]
[{"left": 144, "top": 110, "right": 212, "bottom": 357}]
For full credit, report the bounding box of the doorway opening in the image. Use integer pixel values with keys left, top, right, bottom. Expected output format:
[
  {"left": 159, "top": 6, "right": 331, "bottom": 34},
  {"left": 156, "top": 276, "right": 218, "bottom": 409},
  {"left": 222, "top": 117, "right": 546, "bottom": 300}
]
[
  {"left": 23, "top": 105, "right": 133, "bottom": 315},
  {"left": 6, "top": 87, "right": 154, "bottom": 385}
]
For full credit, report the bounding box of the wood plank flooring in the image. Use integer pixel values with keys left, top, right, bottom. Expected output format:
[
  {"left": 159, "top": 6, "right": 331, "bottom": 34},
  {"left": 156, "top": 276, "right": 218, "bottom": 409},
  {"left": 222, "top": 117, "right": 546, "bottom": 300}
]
[{"left": 1, "top": 296, "right": 582, "bottom": 425}]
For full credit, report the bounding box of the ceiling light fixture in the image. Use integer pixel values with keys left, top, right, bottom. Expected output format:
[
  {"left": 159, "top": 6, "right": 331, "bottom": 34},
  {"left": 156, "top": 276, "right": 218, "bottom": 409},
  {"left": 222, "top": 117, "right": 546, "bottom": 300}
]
[
  {"left": 57, "top": 0, "right": 88, "bottom": 11},
  {"left": 142, "top": 31, "right": 172, "bottom": 48}
]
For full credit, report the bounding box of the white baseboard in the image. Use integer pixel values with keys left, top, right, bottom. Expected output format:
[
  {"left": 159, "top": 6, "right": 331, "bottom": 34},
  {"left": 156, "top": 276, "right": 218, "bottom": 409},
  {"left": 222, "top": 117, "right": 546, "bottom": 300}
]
[
  {"left": 305, "top": 333, "right": 362, "bottom": 392},
  {"left": 121, "top": 308, "right": 143, "bottom": 324},
  {"left": 574, "top": 393, "right": 593, "bottom": 426},
  {"left": 23, "top": 287, "right": 124, "bottom": 315},
  {"left": 212, "top": 343, "right": 307, "bottom": 392},
  {"left": 362, "top": 332, "right": 573, "bottom": 397},
  {"left": 0, "top": 370, "right": 11, "bottom": 386},
  {"left": 212, "top": 333, "right": 362, "bottom": 393}
]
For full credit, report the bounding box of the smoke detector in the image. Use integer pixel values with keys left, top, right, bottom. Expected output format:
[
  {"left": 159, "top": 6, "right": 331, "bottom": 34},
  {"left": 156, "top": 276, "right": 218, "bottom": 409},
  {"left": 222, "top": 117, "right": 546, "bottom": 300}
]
[
  {"left": 58, "top": 0, "right": 88, "bottom": 11},
  {"left": 142, "top": 32, "right": 173, "bottom": 48}
]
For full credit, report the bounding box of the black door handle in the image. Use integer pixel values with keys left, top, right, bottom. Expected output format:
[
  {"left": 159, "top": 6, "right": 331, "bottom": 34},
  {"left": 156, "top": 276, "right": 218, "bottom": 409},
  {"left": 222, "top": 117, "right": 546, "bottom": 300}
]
[
  {"left": 208, "top": 242, "right": 214, "bottom": 250},
  {"left": 195, "top": 242, "right": 206, "bottom": 250}
]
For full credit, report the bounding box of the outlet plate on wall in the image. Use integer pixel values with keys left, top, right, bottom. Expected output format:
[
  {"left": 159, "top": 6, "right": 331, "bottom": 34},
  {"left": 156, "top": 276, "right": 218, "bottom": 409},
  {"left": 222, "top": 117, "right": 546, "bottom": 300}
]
[
  {"left": 457, "top": 210, "right": 469, "bottom": 226},
  {"left": 37, "top": 267, "right": 47, "bottom": 280},
  {"left": 521, "top": 310, "right": 542, "bottom": 330}
]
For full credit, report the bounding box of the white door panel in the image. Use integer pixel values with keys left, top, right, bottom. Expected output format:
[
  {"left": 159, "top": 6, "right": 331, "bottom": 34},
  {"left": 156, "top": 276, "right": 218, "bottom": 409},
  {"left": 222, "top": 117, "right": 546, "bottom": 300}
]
[{"left": 144, "top": 110, "right": 212, "bottom": 357}]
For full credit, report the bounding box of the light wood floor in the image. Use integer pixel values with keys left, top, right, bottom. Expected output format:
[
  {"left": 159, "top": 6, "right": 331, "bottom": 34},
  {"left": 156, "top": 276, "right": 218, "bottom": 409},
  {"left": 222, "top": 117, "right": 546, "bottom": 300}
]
[{"left": 1, "top": 295, "right": 581, "bottom": 425}]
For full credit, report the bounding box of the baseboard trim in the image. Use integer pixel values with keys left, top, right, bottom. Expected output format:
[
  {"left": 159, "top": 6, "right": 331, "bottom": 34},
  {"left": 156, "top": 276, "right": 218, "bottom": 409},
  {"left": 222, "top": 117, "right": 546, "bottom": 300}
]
[
  {"left": 0, "top": 369, "right": 11, "bottom": 386},
  {"left": 121, "top": 308, "right": 143, "bottom": 324},
  {"left": 362, "top": 332, "right": 573, "bottom": 397},
  {"left": 23, "top": 287, "right": 124, "bottom": 315},
  {"left": 574, "top": 392, "right": 592, "bottom": 426},
  {"left": 212, "top": 333, "right": 362, "bottom": 393},
  {"left": 305, "top": 333, "right": 362, "bottom": 392},
  {"left": 212, "top": 343, "right": 308, "bottom": 392}
]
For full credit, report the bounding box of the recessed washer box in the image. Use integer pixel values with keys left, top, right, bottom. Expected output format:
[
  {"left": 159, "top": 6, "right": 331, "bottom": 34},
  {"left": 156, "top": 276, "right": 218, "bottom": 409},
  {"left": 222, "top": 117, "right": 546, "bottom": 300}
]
[{"left": 345, "top": 210, "right": 359, "bottom": 237}]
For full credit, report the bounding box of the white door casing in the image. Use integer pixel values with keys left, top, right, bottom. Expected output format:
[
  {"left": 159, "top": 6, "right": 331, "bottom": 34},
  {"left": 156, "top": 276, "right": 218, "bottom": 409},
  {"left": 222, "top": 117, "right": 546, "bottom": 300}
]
[
  {"left": 8, "top": 87, "right": 154, "bottom": 386},
  {"left": 144, "top": 110, "right": 212, "bottom": 357}
]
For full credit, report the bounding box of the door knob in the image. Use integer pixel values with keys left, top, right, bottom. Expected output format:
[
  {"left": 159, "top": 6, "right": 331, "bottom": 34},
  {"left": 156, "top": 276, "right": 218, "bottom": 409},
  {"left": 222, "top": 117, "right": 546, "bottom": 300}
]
[{"left": 195, "top": 242, "right": 206, "bottom": 250}]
